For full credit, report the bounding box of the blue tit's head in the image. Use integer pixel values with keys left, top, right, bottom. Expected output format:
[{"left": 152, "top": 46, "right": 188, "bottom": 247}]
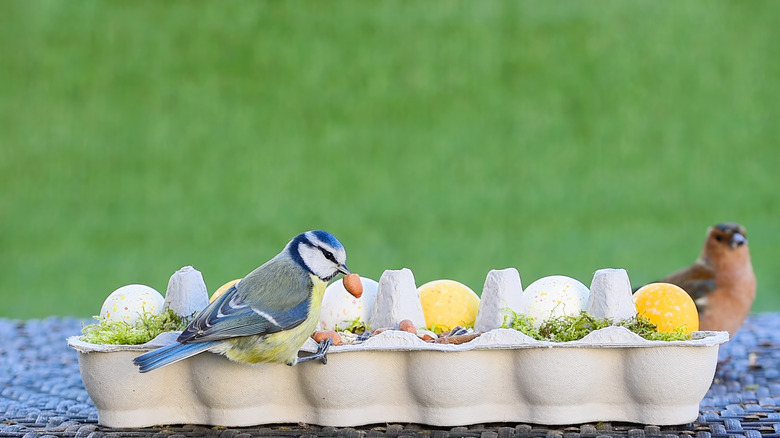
[{"left": 288, "top": 230, "right": 350, "bottom": 281}]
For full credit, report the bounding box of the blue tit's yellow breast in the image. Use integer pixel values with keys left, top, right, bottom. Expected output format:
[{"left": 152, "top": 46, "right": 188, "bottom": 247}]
[{"left": 222, "top": 274, "right": 328, "bottom": 366}]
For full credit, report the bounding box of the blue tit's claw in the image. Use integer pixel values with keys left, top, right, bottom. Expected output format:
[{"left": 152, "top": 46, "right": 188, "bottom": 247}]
[{"left": 297, "top": 337, "right": 333, "bottom": 365}]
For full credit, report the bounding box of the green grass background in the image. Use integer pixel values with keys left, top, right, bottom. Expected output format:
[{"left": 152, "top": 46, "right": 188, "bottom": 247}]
[{"left": 2, "top": 1, "right": 778, "bottom": 319}]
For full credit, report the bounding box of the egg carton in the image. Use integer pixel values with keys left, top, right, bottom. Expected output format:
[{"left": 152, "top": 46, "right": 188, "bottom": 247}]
[{"left": 68, "top": 268, "right": 728, "bottom": 428}]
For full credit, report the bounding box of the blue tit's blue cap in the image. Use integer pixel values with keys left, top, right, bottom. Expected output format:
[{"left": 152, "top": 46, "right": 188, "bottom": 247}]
[{"left": 308, "top": 230, "right": 344, "bottom": 250}]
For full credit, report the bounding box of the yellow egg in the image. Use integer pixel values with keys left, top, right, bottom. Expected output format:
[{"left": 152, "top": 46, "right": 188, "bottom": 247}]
[
  {"left": 418, "top": 280, "right": 480, "bottom": 333},
  {"left": 633, "top": 282, "right": 699, "bottom": 333},
  {"left": 211, "top": 279, "right": 241, "bottom": 302}
]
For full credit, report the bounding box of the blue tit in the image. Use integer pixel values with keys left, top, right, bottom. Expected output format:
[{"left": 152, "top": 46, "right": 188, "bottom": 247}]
[{"left": 133, "top": 230, "right": 351, "bottom": 373}]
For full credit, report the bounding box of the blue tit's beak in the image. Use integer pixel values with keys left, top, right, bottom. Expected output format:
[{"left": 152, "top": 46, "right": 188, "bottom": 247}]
[
  {"left": 338, "top": 264, "right": 351, "bottom": 276},
  {"left": 730, "top": 232, "right": 747, "bottom": 249}
]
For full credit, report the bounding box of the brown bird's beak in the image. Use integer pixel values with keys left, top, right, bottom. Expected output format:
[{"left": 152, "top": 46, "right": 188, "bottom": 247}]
[{"left": 730, "top": 232, "right": 747, "bottom": 249}]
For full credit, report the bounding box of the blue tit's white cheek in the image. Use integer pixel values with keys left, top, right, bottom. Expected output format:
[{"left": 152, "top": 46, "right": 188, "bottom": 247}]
[
  {"left": 319, "top": 277, "right": 378, "bottom": 331},
  {"left": 523, "top": 276, "right": 590, "bottom": 327},
  {"left": 298, "top": 243, "right": 334, "bottom": 279},
  {"left": 100, "top": 284, "right": 165, "bottom": 324}
]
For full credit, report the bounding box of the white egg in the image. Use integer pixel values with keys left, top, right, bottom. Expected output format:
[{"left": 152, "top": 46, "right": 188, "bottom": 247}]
[
  {"left": 523, "top": 275, "right": 590, "bottom": 327},
  {"left": 100, "top": 284, "right": 165, "bottom": 324},
  {"left": 319, "top": 277, "right": 378, "bottom": 331}
]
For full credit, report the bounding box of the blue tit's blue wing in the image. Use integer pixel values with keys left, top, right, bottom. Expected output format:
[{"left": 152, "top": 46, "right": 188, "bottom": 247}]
[{"left": 177, "top": 256, "right": 313, "bottom": 343}]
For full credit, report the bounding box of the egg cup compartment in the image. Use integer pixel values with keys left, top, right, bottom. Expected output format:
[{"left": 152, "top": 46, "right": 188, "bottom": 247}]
[{"left": 70, "top": 267, "right": 728, "bottom": 428}]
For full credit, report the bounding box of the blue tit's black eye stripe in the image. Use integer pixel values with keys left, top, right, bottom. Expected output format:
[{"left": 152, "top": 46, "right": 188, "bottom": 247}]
[{"left": 320, "top": 247, "right": 336, "bottom": 263}]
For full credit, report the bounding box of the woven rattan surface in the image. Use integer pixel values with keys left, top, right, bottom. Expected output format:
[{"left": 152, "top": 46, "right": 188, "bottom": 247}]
[{"left": 1, "top": 314, "right": 779, "bottom": 438}]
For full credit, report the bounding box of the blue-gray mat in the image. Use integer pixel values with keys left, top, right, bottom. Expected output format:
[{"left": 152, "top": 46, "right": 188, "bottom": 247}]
[{"left": 1, "top": 315, "right": 778, "bottom": 438}]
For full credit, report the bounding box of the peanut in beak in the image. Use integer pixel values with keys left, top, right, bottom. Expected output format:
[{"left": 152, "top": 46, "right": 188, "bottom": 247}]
[{"left": 343, "top": 273, "right": 363, "bottom": 298}]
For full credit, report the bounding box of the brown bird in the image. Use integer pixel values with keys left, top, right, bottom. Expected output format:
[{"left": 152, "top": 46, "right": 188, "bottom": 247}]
[{"left": 659, "top": 223, "right": 756, "bottom": 337}]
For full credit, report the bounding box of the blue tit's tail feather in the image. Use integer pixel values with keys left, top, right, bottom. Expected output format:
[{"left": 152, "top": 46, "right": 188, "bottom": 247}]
[{"left": 133, "top": 341, "right": 216, "bottom": 373}]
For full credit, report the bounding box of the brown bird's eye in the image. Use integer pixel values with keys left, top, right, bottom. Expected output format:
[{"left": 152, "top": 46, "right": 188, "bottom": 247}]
[{"left": 714, "top": 234, "right": 724, "bottom": 242}]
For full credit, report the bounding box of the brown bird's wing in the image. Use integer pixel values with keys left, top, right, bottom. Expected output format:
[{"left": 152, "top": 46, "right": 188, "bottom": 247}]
[{"left": 661, "top": 262, "right": 716, "bottom": 304}]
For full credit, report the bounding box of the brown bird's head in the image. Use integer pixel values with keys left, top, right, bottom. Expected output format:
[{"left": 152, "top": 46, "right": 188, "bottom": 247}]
[
  {"left": 702, "top": 222, "right": 751, "bottom": 265},
  {"left": 708, "top": 223, "right": 748, "bottom": 249}
]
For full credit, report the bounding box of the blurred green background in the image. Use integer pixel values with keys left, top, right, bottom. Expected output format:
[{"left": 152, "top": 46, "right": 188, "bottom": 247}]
[{"left": 1, "top": 1, "right": 778, "bottom": 319}]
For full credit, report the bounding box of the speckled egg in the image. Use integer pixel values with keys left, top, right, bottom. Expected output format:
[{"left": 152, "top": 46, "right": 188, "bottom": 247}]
[
  {"left": 633, "top": 282, "right": 699, "bottom": 333},
  {"left": 319, "top": 277, "right": 378, "bottom": 331},
  {"left": 100, "top": 284, "right": 165, "bottom": 324},
  {"left": 524, "top": 275, "right": 590, "bottom": 327},
  {"left": 418, "top": 280, "right": 480, "bottom": 333}
]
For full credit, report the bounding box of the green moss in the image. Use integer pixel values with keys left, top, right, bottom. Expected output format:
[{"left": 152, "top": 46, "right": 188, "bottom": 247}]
[
  {"left": 502, "top": 310, "right": 692, "bottom": 342},
  {"left": 540, "top": 312, "right": 613, "bottom": 342},
  {"left": 503, "top": 313, "right": 542, "bottom": 340},
  {"left": 619, "top": 316, "right": 691, "bottom": 341},
  {"left": 426, "top": 324, "right": 450, "bottom": 334},
  {"left": 335, "top": 317, "right": 371, "bottom": 334},
  {"left": 81, "top": 309, "right": 192, "bottom": 345}
]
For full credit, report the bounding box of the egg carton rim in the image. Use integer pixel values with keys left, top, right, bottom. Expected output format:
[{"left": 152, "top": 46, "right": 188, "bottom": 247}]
[{"left": 67, "top": 326, "right": 728, "bottom": 355}]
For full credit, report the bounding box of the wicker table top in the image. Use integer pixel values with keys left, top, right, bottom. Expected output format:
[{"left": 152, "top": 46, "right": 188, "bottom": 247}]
[{"left": 1, "top": 314, "right": 778, "bottom": 438}]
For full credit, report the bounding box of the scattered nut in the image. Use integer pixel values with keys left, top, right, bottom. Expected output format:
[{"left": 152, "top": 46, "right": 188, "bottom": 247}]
[
  {"left": 434, "top": 332, "right": 482, "bottom": 345},
  {"left": 421, "top": 334, "right": 436, "bottom": 342},
  {"left": 398, "top": 319, "right": 417, "bottom": 334},
  {"left": 343, "top": 273, "right": 363, "bottom": 298},
  {"left": 312, "top": 330, "right": 342, "bottom": 346}
]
